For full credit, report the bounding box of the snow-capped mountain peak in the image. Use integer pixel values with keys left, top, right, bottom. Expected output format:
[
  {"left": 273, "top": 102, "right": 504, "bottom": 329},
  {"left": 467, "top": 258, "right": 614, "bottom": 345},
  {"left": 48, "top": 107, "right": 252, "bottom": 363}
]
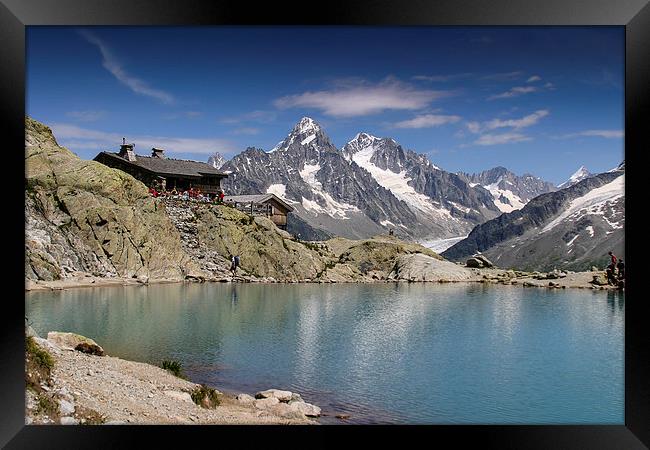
[
  {"left": 269, "top": 117, "right": 333, "bottom": 155},
  {"left": 558, "top": 166, "right": 591, "bottom": 189},
  {"left": 352, "top": 131, "right": 380, "bottom": 142},
  {"left": 294, "top": 117, "right": 321, "bottom": 134},
  {"left": 207, "top": 152, "right": 227, "bottom": 169},
  {"left": 343, "top": 132, "right": 382, "bottom": 161}
]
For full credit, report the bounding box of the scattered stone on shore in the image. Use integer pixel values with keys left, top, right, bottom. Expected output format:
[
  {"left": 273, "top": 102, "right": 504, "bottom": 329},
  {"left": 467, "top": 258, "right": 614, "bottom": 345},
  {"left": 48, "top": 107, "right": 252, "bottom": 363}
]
[
  {"left": 287, "top": 401, "right": 322, "bottom": 417},
  {"left": 235, "top": 393, "right": 255, "bottom": 404},
  {"left": 60, "top": 416, "right": 79, "bottom": 425},
  {"left": 75, "top": 342, "right": 105, "bottom": 356},
  {"left": 466, "top": 254, "right": 494, "bottom": 269},
  {"left": 591, "top": 273, "right": 609, "bottom": 286},
  {"left": 254, "top": 397, "right": 280, "bottom": 409},
  {"left": 47, "top": 332, "right": 105, "bottom": 354},
  {"left": 255, "top": 389, "right": 293, "bottom": 402}
]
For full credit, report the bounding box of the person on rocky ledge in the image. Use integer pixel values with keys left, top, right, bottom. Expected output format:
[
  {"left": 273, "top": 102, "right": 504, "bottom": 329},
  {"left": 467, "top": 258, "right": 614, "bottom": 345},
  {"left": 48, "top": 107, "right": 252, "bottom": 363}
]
[{"left": 230, "top": 255, "right": 240, "bottom": 278}]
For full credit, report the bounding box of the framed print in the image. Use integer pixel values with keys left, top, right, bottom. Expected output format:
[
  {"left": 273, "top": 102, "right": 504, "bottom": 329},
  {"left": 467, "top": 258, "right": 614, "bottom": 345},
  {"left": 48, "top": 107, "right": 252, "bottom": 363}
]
[{"left": 2, "top": 0, "right": 648, "bottom": 448}]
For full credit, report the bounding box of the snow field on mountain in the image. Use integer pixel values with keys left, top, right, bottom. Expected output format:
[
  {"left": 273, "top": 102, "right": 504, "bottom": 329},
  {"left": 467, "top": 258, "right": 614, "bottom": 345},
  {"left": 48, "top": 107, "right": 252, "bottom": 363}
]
[
  {"left": 349, "top": 142, "right": 454, "bottom": 220},
  {"left": 542, "top": 175, "right": 624, "bottom": 233},
  {"left": 299, "top": 163, "right": 360, "bottom": 219}
]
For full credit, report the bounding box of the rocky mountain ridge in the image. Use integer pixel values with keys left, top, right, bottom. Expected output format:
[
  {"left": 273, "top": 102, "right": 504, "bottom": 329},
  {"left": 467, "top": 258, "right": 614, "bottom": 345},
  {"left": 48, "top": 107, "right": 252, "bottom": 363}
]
[{"left": 457, "top": 166, "right": 557, "bottom": 213}]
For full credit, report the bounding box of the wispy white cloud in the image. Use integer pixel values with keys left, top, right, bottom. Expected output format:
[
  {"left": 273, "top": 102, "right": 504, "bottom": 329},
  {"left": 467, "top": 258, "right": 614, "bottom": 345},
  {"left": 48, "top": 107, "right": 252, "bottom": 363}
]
[
  {"left": 78, "top": 30, "right": 174, "bottom": 105},
  {"left": 487, "top": 86, "right": 537, "bottom": 100},
  {"left": 412, "top": 73, "right": 473, "bottom": 82},
  {"left": 392, "top": 114, "right": 461, "bottom": 129},
  {"left": 474, "top": 132, "right": 532, "bottom": 146},
  {"left": 273, "top": 78, "right": 452, "bottom": 117},
  {"left": 467, "top": 110, "right": 550, "bottom": 134},
  {"left": 50, "top": 123, "right": 237, "bottom": 156},
  {"left": 527, "top": 75, "right": 542, "bottom": 83},
  {"left": 558, "top": 129, "right": 624, "bottom": 139},
  {"left": 65, "top": 110, "right": 107, "bottom": 122}
]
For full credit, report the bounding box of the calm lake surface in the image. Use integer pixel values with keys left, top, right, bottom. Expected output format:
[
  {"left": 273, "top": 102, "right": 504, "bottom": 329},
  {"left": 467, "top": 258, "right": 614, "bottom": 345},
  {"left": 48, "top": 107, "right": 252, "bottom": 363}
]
[{"left": 25, "top": 283, "right": 624, "bottom": 424}]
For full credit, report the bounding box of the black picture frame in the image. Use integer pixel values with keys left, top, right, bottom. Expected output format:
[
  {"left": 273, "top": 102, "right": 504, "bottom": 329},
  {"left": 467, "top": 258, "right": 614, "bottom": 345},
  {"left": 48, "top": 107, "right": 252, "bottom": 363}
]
[{"left": 3, "top": 0, "right": 648, "bottom": 448}]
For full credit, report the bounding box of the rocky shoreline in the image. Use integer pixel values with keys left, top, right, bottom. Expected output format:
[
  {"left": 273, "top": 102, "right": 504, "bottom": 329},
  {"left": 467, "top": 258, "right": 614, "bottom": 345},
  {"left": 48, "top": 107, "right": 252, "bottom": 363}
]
[
  {"left": 24, "top": 266, "right": 623, "bottom": 292},
  {"left": 25, "top": 331, "right": 323, "bottom": 425}
]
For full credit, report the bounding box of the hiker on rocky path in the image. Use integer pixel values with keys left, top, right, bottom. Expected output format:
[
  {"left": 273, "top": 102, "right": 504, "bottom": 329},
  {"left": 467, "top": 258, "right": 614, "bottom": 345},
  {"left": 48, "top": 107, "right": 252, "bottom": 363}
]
[
  {"left": 230, "top": 255, "right": 240, "bottom": 277},
  {"left": 608, "top": 251, "right": 617, "bottom": 266}
]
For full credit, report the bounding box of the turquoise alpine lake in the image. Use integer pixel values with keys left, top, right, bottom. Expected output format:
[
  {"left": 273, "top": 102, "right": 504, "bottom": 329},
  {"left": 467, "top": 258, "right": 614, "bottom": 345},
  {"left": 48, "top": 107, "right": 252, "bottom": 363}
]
[{"left": 25, "top": 283, "right": 624, "bottom": 424}]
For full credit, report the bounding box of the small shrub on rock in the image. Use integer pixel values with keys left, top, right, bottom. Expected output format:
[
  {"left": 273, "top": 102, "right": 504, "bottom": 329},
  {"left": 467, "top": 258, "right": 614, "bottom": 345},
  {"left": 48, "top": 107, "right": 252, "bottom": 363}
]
[
  {"left": 161, "top": 360, "right": 186, "bottom": 379},
  {"left": 191, "top": 385, "right": 220, "bottom": 409},
  {"left": 26, "top": 336, "right": 54, "bottom": 372},
  {"left": 36, "top": 393, "right": 58, "bottom": 416}
]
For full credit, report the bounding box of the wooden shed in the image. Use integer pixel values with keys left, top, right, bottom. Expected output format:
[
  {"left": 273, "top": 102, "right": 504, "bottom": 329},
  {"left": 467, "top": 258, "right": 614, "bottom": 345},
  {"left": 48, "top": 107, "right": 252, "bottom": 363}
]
[{"left": 224, "top": 193, "right": 295, "bottom": 229}]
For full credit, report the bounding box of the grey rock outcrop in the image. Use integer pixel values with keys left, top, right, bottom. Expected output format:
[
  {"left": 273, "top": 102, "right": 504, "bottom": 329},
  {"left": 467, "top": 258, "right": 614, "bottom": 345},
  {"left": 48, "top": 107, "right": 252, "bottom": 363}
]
[
  {"left": 25, "top": 117, "right": 193, "bottom": 282},
  {"left": 388, "top": 253, "right": 475, "bottom": 282}
]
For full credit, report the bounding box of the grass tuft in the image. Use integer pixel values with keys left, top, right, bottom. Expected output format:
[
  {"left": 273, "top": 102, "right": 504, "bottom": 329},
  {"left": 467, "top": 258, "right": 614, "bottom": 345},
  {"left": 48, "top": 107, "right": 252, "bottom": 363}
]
[
  {"left": 161, "top": 360, "right": 187, "bottom": 379},
  {"left": 26, "top": 336, "right": 54, "bottom": 372}
]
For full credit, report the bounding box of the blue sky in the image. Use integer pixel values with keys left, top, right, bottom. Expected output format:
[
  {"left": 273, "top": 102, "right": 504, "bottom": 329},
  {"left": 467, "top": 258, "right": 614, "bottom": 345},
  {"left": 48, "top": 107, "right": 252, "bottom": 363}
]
[{"left": 26, "top": 26, "right": 624, "bottom": 184}]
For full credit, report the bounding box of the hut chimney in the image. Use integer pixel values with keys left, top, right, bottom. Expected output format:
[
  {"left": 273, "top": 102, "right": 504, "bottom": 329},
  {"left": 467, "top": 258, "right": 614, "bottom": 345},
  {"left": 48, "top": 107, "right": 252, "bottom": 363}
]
[
  {"left": 118, "top": 139, "right": 137, "bottom": 162},
  {"left": 151, "top": 147, "right": 165, "bottom": 159}
]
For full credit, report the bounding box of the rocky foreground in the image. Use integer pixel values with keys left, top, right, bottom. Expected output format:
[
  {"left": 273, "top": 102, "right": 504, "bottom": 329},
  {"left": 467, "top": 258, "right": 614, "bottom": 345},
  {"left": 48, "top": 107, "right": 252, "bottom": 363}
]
[{"left": 26, "top": 331, "right": 322, "bottom": 425}]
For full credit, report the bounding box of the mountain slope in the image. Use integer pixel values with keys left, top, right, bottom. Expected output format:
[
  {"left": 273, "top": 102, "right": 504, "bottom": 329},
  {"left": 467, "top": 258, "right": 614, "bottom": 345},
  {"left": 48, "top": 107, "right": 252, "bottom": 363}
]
[
  {"left": 442, "top": 168, "right": 624, "bottom": 271},
  {"left": 342, "top": 132, "right": 501, "bottom": 229}
]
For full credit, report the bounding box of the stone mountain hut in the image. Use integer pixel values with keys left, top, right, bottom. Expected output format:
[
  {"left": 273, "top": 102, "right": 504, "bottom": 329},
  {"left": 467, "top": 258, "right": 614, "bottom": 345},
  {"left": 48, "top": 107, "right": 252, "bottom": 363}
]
[{"left": 94, "top": 140, "right": 228, "bottom": 193}]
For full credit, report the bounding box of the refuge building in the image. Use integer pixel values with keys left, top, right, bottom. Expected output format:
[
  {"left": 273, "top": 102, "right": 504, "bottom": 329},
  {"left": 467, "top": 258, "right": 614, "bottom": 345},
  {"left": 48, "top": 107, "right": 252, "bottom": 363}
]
[{"left": 94, "top": 141, "right": 228, "bottom": 194}]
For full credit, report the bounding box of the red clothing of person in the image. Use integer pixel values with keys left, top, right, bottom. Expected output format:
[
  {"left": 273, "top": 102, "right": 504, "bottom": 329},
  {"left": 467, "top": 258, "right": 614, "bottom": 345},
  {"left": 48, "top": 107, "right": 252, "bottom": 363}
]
[
  {"left": 610, "top": 253, "right": 617, "bottom": 265},
  {"left": 219, "top": 192, "right": 225, "bottom": 201}
]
